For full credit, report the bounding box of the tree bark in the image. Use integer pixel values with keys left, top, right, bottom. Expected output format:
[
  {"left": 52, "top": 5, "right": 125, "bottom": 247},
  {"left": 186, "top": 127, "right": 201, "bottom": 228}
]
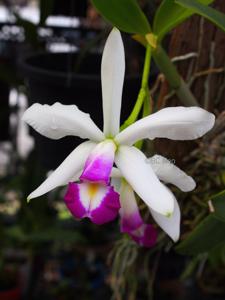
[
  {"left": 154, "top": 0, "right": 225, "bottom": 165},
  {"left": 167, "top": 0, "right": 225, "bottom": 111}
]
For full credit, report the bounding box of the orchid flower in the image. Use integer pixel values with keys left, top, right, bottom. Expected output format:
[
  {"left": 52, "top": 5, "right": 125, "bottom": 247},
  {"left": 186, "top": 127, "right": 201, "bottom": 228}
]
[
  {"left": 23, "top": 28, "right": 215, "bottom": 227},
  {"left": 117, "top": 179, "right": 157, "bottom": 248},
  {"left": 111, "top": 153, "right": 196, "bottom": 245}
]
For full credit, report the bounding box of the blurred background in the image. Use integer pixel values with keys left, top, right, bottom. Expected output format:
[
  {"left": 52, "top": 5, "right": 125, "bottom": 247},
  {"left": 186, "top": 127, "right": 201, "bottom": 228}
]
[{"left": 0, "top": 0, "right": 224, "bottom": 299}]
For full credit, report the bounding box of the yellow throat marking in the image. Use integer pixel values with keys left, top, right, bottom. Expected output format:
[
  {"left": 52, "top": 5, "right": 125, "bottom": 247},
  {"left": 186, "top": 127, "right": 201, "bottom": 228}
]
[{"left": 87, "top": 184, "right": 99, "bottom": 199}]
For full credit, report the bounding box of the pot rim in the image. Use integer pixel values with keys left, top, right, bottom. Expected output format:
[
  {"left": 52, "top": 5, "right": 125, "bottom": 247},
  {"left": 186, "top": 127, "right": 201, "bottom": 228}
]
[{"left": 20, "top": 51, "right": 142, "bottom": 83}]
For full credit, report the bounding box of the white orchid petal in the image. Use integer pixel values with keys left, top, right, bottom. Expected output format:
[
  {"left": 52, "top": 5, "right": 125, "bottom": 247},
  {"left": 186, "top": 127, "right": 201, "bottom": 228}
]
[
  {"left": 119, "top": 181, "right": 144, "bottom": 230},
  {"left": 102, "top": 28, "right": 125, "bottom": 136},
  {"left": 110, "top": 167, "right": 122, "bottom": 178},
  {"left": 47, "top": 169, "right": 82, "bottom": 186},
  {"left": 119, "top": 181, "right": 142, "bottom": 220},
  {"left": 110, "top": 168, "right": 123, "bottom": 193},
  {"left": 110, "top": 168, "right": 123, "bottom": 195},
  {"left": 111, "top": 177, "right": 121, "bottom": 193},
  {"left": 115, "top": 107, "right": 215, "bottom": 145},
  {"left": 149, "top": 155, "right": 196, "bottom": 192},
  {"left": 115, "top": 146, "right": 174, "bottom": 216},
  {"left": 28, "top": 141, "right": 96, "bottom": 200},
  {"left": 70, "top": 170, "right": 82, "bottom": 182},
  {"left": 150, "top": 192, "right": 180, "bottom": 242},
  {"left": 23, "top": 102, "right": 104, "bottom": 142}
]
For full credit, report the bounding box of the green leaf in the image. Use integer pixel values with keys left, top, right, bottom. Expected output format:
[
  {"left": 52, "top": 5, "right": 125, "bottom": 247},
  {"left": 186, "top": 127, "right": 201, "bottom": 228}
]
[
  {"left": 175, "top": 0, "right": 225, "bottom": 33},
  {"left": 211, "top": 190, "right": 225, "bottom": 222},
  {"left": 40, "top": 0, "right": 54, "bottom": 26},
  {"left": 176, "top": 215, "right": 225, "bottom": 255},
  {"left": 91, "top": 0, "right": 151, "bottom": 34},
  {"left": 153, "top": 0, "right": 214, "bottom": 41},
  {"left": 208, "top": 242, "right": 225, "bottom": 267}
]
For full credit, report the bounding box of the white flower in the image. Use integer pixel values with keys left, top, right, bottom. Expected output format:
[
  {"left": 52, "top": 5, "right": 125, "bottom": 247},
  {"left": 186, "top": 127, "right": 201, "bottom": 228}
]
[
  {"left": 112, "top": 153, "right": 196, "bottom": 242},
  {"left": 23, "top": 28, "right": 215, "bottom": 224}
]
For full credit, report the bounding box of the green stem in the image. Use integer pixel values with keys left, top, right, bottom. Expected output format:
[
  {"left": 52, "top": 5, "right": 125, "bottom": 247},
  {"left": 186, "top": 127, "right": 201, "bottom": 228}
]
[
  {"left": 152, "top": 45, "right": 199, "bottom": 107},
  {"left": 134, "top": 88, "right": 152, "bottom": 149},
  {"left": 120, "top": 44, "right": 151, "bottom": 131},
  {"left": 120, "top": 88, "right": 146, "bottom": 131},
  {"left": 143, "top": 88, "right": 151, "bottom": 116},
  {"left": 141, "top": 44, "right": 151, "bottom": 88}
]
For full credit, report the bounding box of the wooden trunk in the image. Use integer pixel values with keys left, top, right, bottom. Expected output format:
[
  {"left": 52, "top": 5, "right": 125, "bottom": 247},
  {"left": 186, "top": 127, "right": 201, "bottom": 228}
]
[{"left": 154, "top": 0, "right": 225, "bottom": 164}]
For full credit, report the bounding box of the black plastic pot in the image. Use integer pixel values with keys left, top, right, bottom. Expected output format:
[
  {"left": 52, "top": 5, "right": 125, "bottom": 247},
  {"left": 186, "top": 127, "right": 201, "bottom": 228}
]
[
  {"left": 52, "top": 0, "right": 88, "bottom": 17},
  {"left": 21, "top": 52, "right": 156, "bottom": 169}
]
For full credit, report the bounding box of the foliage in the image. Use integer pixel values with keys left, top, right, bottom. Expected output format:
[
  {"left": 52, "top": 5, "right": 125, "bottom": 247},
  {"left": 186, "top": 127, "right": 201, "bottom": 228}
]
[
  {"left": 176, "top": 0, "right": 225, "bottom": 33},
  {"left": 91, "top": 0, "right": 225, "bottom": 107},
  {"left": 153, "top": 0, "right": 214, "bottom": 41},
  {"left": 91, "top": 0, "right": 151, "bottom": 34},
  {"left": 176, "top": 215, "right": 225, "bottom": 255},
  {"left": 176, "top": 190, "right": 225, "bottom": 255}
]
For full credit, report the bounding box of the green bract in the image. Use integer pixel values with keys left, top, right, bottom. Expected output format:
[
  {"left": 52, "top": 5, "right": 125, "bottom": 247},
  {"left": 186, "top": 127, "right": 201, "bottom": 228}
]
[{"left": 91, "top": 0, "right": 151, "bottom": 34}]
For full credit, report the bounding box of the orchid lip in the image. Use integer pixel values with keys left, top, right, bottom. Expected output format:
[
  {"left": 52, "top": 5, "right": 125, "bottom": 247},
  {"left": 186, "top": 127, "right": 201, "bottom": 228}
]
[{"left": 64, "top": 182, "right": 120, "bottom": 225}]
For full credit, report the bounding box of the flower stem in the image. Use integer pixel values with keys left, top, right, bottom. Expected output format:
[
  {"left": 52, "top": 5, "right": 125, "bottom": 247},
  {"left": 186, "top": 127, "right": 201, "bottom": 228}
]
[
  {"left": 120, "top": 44, "right": 151, "bottom": 131},
  {"left": 141, "top": 44, "right": 151, "bottom": 88},
  {"left": 143, "top": 88, "right": 151, "bottom": 116},
  {"left": 134, "top": 88, "right": 152, "bottom": 149},
  {"left": 152, "top": 45, "right": 199, "bottom": 106}
]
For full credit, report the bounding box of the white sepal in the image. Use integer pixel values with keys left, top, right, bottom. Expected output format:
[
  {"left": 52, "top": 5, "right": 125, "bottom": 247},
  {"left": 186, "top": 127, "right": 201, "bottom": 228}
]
[
  {"left": 23, "top": 102, "right": 104, "bottom": 142},
  {"left": 150, "top": 191, "right": 180, "bottom": 242},
  {"left": 101, "top": 28, "right": 125, "bottom": 136},
  {"left": 27, "top": 141, "right": 96, "bottom": 200},
  {"left": 115, "top": 107, "right": 215, "bottom": 145}
]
